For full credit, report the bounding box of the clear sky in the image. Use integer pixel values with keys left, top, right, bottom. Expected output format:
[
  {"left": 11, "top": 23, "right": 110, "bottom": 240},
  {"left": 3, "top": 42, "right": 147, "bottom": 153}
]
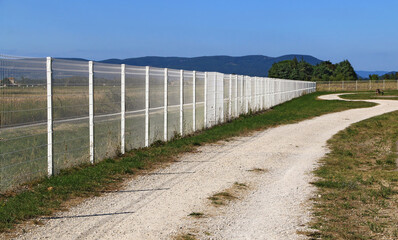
[{"left": 1, "top": 0, "right": 397, "bottom": 71}]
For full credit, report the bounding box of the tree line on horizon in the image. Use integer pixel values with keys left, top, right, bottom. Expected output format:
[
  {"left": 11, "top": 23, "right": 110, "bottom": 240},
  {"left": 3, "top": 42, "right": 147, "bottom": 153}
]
[
  {"left": 268, "top": 57, "right": 357, "bottom": 81},
  {"left": 369, "top": 72, "right": 398, "bottom": 80}
]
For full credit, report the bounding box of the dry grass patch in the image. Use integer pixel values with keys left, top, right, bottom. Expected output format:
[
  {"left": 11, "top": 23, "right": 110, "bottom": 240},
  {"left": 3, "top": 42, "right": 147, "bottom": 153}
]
[
  {"left": 174, "top": 233, "right": 198, "bottom": 240},
  {"left": 247, "top": 168, "right": 269, "bottom": 173},
  {"left": 308, "top": 111, "right": 398, "bottom": 239},
  {"left": 208, "top": 182, "right": 249, "bottom": 206},
  {"left": 188, "top": 212, "right": 205, "bottom": 218}
]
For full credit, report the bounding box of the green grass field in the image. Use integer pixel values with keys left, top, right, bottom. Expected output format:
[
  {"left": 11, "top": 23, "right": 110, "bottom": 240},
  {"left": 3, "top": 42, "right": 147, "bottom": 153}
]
[
  {"left": 0, "top": 92, "right": 375, "bottom": 232},
  {"left": 339, "top": 90, "right": 398, "bottom": 100}
]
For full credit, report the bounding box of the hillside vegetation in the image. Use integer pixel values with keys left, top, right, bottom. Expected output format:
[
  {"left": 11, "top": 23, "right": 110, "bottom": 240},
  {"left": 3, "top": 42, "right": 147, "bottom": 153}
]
[
  {"left": 268, "top": 58, "right": 357, "bottom": 81},
  {"left": 61, "top": 55, "right": 323, "bottom": 77}
]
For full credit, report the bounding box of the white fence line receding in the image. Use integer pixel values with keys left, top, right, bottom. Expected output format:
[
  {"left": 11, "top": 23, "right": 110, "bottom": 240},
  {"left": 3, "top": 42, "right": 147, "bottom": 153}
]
[{"left": 0, "top": 56, "right": 316, "bottom": 192}]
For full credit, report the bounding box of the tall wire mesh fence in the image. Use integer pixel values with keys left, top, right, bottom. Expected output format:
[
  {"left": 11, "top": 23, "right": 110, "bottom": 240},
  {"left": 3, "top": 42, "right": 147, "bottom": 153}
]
[{"left": 0, "top": 55, "right": 316, "bottom": 192}]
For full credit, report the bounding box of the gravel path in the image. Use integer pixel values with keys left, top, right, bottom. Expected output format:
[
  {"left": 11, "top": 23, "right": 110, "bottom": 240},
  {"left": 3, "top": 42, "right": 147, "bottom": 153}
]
[{"left": 13, "top": 94, "right": 398, "bottom": 240}]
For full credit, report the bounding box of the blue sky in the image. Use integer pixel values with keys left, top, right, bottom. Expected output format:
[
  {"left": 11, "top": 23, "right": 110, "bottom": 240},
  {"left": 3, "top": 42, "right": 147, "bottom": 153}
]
[{"left": 1, "top": 0, "right": 397, "bottom": 71}]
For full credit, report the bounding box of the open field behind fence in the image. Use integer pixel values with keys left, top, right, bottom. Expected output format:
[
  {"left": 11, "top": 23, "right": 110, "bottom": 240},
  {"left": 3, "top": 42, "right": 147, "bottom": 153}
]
[
  {"left": 0, "top": 56, "right": 316, "bottom": 192},
  {"left": 316, "top": 80, "right": 398, "bottom": 92}
]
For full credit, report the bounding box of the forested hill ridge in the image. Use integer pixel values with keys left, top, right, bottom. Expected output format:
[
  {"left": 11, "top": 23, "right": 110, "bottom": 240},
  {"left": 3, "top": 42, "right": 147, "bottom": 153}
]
[
  {"left": 268, "top": 58, "right": 358, "bottom": 81},
  {"left": 99, "top": 55, "right": 323, "bottom": 77}
]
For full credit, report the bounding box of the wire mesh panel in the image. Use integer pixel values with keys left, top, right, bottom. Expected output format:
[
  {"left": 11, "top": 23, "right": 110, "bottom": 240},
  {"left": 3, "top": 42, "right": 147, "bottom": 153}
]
[
  {"left": 287, "top": 81, "right": 291, "bottom": 100},
  {"left": 195, "top": 71, "right": 205, "bottom": 130},
  {"left": 256, "top": 77, "right": 260, "bottom": 109},
  {"left": 167, "top": 69, "right": 180, "bottom": 139},
  {"left": 206, "top": 72, "right": 216, "bottom": 127},
  {"left": 93, "top": 62, "right": 121, "bottom": 161},
  {"left": 183, "top": 70, "right": 194, "bottom": 134},
  {"left": 238, "top": 75, "right": 244, "bottom": 114},
  {"left": 125, "top": 66, "right": 146, "bottom": 149},
  {"left": 0, "top": 57, "right": 47, "bottom": 192},
  {"left": 281, "top": 80, "right": 286, "bottom": 103},
  {"left": 262, "top": 78, "right": 266, "bottom": 109},
  {"left": 250, "top": 77, "right": 256, "bottom": 111},
  {"left": 275, "top": 79, "right": 280, "bottom": 106},
  {"left": 246, "top": 77, "right": 251, "bottom": 112},
  {"left": 231, "top": 75, "right": 237, "bottom": 117},
  {"left": 271, "top": 78, "right": 275, "bottom": 107},
  {"left": 149, "top": 67, "right": 164, "bottom": 144},
  {"left": 52, "top": 59, "right": 89, "bottom": 173},
  {"left": 216, "top": 73, "right": 224, "bottom": 123},
  {"left": 223, "top": 74, "right": 230, "bottom": 121}
]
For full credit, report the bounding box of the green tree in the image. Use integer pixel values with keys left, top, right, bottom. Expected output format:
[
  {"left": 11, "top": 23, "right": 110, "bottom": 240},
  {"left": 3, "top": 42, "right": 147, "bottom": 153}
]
[
  {"left": 334, "top": 60, "right": 357, "bottom": 80},
  {"left": 297, "top": 60, "right": 313, "bottom": 81},
  {"left": 269, "top": 57, "right": 314, "bottom": 81},
  {"left": 268, "top": 60, "right": 293, "bottom": 79},
  {"left": 312, "top": 61, "right": 335, "bottom": 81},
  {"left": 369, "top": 74, "right": 379, "bottom": 80},
  {"left": 268, "top": 58, "right": 358, "bottom": 81}
]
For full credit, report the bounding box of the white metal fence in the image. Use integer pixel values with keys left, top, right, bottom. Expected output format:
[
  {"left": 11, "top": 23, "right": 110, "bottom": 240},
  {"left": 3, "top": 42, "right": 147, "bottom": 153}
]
[
  {"left": 0, "top": 56, "right": 316, "bottom": 192},
  {"left": 317, "top": 80, "right": 398, "bottom": 91}
]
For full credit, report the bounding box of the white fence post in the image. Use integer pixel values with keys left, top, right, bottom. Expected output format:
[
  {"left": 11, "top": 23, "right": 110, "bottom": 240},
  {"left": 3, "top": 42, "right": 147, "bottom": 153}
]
[
  {"left": 261, "top": 78, "right": 264, "bottom": 110},
  {"left": 235, "top": 75, "right": 238, "bottom": 117},
  {"left": 240, "top": 75, "right": 243, "bottom": 114},
  {"left": 145, "top": 66, "right": 150, "bottom": 147},
  {"left": 214, "top": 73, "right": 217, "bottom": 124},
  {"left": 193, "top": 71, "right": 196, "bottom": 132},
  {"left": 180, "top": 69, "right": 184, "bottom": 135},
  {"left": 229, "top": 74, "right": 232, "bottom": 119},
  {"left": 120, "top": 64, "right": 125, "bottom": 155},
  {"left": 46, "top": 57, "right": 53, "bottom": 176},
  {"left": 245, "top": 76, "right": 248, "bottom": 113},
  {"left": 89, "top": 61, "right": 94, "bottom": 164},
  {"left": 220, "top": 74, "right": 224, "bottom": 123},
  {"left": 164, "top": 68, "right": 168, "bottom": 141},
  {"left": 204, "top": 72, "right": 208, "bottom": 128}
]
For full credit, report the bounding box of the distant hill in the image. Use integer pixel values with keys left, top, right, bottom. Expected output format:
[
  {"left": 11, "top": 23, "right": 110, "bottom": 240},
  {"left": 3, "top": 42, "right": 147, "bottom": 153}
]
[
  {"left": 356, "top": 71, "right": 389, "bottom": 79},
  {"left": 98, "top": 55, "right": 323, "bottom": 77}
]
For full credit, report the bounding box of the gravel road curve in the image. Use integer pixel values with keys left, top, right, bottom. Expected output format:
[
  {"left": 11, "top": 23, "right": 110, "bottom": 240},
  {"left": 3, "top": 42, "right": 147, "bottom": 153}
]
[{"left": 12, "top": 94, "right": 398, "bottom": 240}]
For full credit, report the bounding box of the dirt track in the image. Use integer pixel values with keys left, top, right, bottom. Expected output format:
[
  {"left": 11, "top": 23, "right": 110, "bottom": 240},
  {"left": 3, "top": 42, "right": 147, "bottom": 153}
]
[{"left": 14, "top": 94, "right": 398, "bottom": 240}]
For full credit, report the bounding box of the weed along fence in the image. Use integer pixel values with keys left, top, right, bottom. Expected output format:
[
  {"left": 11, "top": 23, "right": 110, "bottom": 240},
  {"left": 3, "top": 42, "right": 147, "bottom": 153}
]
[
  {"left": 317, "top": 80, "right": 398, "bottom": 92},
  {"left": 0, "top": 55, "right": 316, "bottom": 192}
]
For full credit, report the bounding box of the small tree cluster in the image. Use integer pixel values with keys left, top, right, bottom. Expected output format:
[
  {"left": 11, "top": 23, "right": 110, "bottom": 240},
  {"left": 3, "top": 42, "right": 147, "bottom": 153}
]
[
  {"left": 268, "top": 58, "right": 358, "bottom": 81},
  {"left": 380, "top": 72, "right": 398, "bottom": 80}
]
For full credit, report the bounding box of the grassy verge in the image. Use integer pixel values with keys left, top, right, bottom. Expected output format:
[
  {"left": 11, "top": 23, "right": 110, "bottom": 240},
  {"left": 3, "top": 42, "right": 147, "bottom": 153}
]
[
  {"left": 0, "top": 92, "right": 375, "bottom": 233},
  {"left": 340, "top": 90, "right": 398, "bottom": 100},
  {"left": 308, "top": 111, "right": 398, "bottom": 239}
]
